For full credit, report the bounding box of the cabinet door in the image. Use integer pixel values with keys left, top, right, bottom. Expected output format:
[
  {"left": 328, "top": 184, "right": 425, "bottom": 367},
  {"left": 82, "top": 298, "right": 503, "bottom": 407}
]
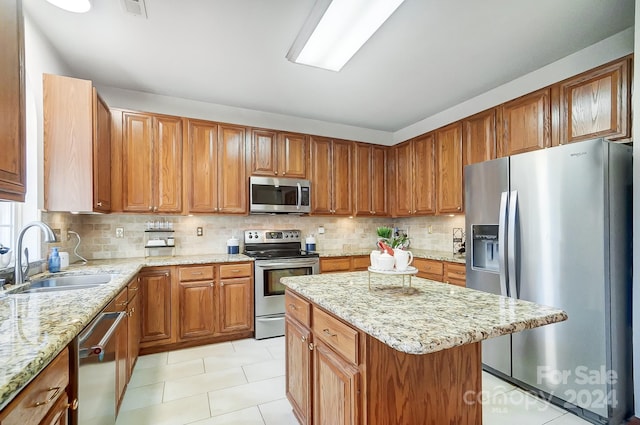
[
  {"left": 186, "top": 119, "right": 218, "bottom": 213},
  {"left": 413, "top": 134, "right": 436, "bottom": 215},
  {"left": 127, "top": 291, "right": 140, "bottom": 378},
  {"left": 354, "top": 144, "right": 372, "bottom": 217},
  {"left": 463, "top": 108, "right": 496, "bottom": 166},
  {"left": 309, "top": 136, "right": 333, "bottom": 215},
  {"left": 500, "top": 88, "right": 551, "bottom": 156},
  {"left": 122, "top": 112, "right": 154, "bottom": 212},
  {"left": 286, "top": 318, "right": 312, "bottom": 425},
  {"left": 392, "top": 142, "right": 413, "bottom": 217},
  {"left": 332, "top": 140, "right": 353, "bottom": 216},
  {"left": 370, "top": 145, "right": 387, "bottom": 216},
  {"left": 40, "top": 394, "right": 70, "bottom": 425},
  {"left": 93, "top": 91, "right": 111, "bottom": 212},
  {"left": 218, "top": 276, "right": 252, "bottom": 333},
  {"left": 139, "top": 269, "right": 174, "bottom": 344},
  {"left": 217, "top": 124, "right": 247, "bottom": 214},
  {"left": 436, "top": 123, "right": 463, "bottom": 214},
  {"left": 0, "top": 0, "right": 25, "bottom": 202},
  {"left": 443, "top": 262, "right": 466, "bottom": 287},
  {"left": 154, "top": 116, "right": 182, "bottom": 213},
  {"left": 279, "top": 133, "right": 307, "bottom": 178},
  {"left": 250, "top": 129, "right": 278, "bottom": 176},
  {"left": 179, "top": 280, "right": 216, "bottom": 340},
  {"left": 313, "top": 341, "right": 360, "bottom": 425},
  {"left": 559, "top": 58, "right": 630, "bottom": 144}
]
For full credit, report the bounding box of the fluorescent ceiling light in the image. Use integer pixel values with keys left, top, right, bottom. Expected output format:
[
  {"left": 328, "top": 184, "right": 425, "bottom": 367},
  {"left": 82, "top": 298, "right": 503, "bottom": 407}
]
[
  {"left": 45, "top": 0, "right": 91, "bottom": 13},
  {"left": 287, "top": 0, "right": 405, "bottom": 72}
]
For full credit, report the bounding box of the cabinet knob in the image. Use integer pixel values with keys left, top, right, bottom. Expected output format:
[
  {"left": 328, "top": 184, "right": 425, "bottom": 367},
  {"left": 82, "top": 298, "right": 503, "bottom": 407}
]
[
  {"left": 275, "top": 171, "right": 278, "bottom": 175},
  {"left": 67, "top": 398, "right": 79, "bottom": 410},
  {"left": 282, "top": 172, "right": 286, "bottom": 175},
  {"left": 408, "top": 210, "right": 411, "bottom": 214},
  {"left": 96, "top": 201, "right": 103, "bottom": 207},
  {"left": 308, "top": 342, "right": 314, "bottom": 351},
  {"left": 457, "top": 206, "right": 461, "bottom": 211},
  {"left": 154, "top": 206, "right": 158, "bottom": 212},
  {"left": 301, "top": 335, "right": 306, "bottom": 342},
  {"left": 210, "top": 282, "right": 214, "bottom": 287},
  {"left": 165, "top": 272, "right": 169, "bottom": 277},
  {"left": 148, "top": 206, "right": 153, "bottom": 211},
  {"left": 220, "top": 281, "right": 225, "bottom": 287}
]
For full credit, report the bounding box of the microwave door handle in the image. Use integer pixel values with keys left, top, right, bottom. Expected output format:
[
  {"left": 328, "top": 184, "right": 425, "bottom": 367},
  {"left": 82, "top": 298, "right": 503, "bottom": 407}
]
[{"left": 297, "top": 183, "right": 302, "bottom": 210}]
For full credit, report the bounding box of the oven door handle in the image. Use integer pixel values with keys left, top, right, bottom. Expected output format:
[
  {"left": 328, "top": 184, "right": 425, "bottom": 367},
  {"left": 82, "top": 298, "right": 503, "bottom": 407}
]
[
  {"left": 257, "top": 261, "right": 319, "bottom": 269},
  {"left": 257, "top": 316, "right": 285, "bottom": 322}
]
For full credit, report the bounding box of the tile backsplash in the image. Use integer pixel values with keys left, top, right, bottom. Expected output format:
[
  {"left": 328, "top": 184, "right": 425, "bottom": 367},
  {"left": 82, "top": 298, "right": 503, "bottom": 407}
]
[{"left": 41, "top": 212, "right": 465, "bottom": 260}]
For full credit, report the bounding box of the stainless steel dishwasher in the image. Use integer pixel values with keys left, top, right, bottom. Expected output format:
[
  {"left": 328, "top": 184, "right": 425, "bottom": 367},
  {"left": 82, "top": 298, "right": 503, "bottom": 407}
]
[{"left": 72, "top": 308, "right": 127, "bottom": 425}]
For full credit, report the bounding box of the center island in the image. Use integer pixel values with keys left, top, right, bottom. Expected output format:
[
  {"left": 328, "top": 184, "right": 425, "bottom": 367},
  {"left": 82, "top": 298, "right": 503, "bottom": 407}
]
[{"left": 281, "top": 271, "right": 567, "bottom": 425}]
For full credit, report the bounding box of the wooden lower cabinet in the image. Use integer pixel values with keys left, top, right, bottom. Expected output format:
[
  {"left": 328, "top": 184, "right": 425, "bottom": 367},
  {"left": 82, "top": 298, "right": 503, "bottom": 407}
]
[
  {"left": 285, "top": 317, "right": 312, "bottom": 425},
  {"left": 313, "top": 341, "right": 360, "bottom": 425},
  {"left": 0, "top": 348, "right": 70, "bottom": 425},
  {"left": 140, "top": 262, "right": 254, "bottom": 354},
  {"left": 139, "top": 268, "right": 175, "bottom": 348},
  {"left": 320, "top": 255, "right": 368, "bottom": 273},
  {"left": 218, "top": 276, "right": 253, "bottom": 333},
  {"left": 127, "top": 280, "right": 141, "bottom": 378},
  {"left": 413, "top": 258, "right": 444, "bottom": 281},
  {"left": 443, "top": 261, "right": 466, "bottom": 287},
  {"left": 285, "top": 290, "right": 482, "bottom": 425}
]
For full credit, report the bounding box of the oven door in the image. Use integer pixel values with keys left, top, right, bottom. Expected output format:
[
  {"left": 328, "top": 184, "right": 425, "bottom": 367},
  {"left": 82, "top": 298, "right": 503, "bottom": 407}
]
[{"left": 254, "top": 258, "right": 319, "bottom": 317}]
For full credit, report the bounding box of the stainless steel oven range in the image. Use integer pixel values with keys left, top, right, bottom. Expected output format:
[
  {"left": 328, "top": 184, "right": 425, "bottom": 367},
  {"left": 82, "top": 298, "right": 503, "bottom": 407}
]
[{"left": 244, "top": 229, "right": 319, "bottom": 339}]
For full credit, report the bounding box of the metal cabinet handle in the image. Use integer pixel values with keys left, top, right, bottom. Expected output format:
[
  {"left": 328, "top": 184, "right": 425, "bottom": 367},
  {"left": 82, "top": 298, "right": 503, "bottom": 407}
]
[
  {"left": 288, "top": 303, "right": 298, "bottom": 310},
  {"left": 129, "top": 286, "right": 139, "bottom": 291},
  {"left": 67, "top": 398, "right": 79, "bottom": 410},
  {"left": 323, "top": 329, "right": 337, "bottom": 337},
  {"left": 34, "top": 386, "right": 61, "bottom": 406}
]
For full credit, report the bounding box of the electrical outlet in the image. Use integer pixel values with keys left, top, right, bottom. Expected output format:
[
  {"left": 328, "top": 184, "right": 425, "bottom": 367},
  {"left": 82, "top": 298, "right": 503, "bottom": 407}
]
[
  {"left": 427, "top": 225, "right": 433, "bottom": 234},
  {"left": 197, "top": 227, "right": 203, "bottom": 236},
  {"left": 115, "top": 227, "right": 124, "bottom": 238},
  {"left": 317, "top": 226, "right": 325, "bottom": 234},
  {"left": 53, "top": 228, "right": 61, "bottom": 240}
]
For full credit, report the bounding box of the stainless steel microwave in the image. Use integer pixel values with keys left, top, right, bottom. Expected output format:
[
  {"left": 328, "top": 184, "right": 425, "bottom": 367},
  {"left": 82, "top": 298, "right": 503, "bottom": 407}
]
[{"left": 249, "top": 176, "right": 311, "bottom": 214}]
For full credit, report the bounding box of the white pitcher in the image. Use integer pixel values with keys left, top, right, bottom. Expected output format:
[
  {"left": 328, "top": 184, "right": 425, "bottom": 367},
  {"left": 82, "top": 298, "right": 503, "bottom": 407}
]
[
  {"left": 370, "top": 250, "right": 381, "bottom": 269},
  {"left": 393, "top": 248, "right": 413, "bottom": 271},
  {"left": 377, "top": 252, "right": 395, "bottom": 271}
]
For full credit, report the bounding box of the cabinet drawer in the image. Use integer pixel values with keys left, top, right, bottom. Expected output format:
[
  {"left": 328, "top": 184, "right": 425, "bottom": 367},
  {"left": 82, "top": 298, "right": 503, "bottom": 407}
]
[
  {"left": 351, "top": 255, "right": 370, "bottom": 271},
  {"left": 320, "top": 257, "right": 351, "bottom": 273},
  {"left": 179, "top": 265, "right": 215, "bottom": 281},
  {"left": 1, "top": 348, "right": 70, "bottom": 425},
  {"left": 219, "top": 263, "right": 252, "bottom": 278},
  {"left": 312, "top": 307, "right": 358, "bottom": 364},
  {"left": 285, "top": 291, "right": 311, "bottom": 327},
  {"left": 444, "top": 262, "right": 466, "bottom": 287},
  {"left": 414, "top": 258, "right": 444, "bottom": 281}
]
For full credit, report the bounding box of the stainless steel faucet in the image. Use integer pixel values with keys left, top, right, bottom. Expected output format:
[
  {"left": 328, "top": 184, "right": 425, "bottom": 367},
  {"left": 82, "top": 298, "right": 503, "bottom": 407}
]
[{"left": 14, "top": 221, "right": 58, "bottom": 285}]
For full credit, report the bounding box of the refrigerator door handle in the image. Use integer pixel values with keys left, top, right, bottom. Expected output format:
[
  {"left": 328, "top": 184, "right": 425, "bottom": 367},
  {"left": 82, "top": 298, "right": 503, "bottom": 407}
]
[
  {"left": 507, "top": 190, "right": 519, "bottom": 298},
  {"left": 498, "top": 191, "right": 509, "bottom": 297}
]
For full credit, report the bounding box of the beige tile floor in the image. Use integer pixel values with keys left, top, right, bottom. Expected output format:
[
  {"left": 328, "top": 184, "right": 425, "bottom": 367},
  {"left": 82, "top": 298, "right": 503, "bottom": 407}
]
[{"left": 115, "top": 337, "right": 592, "bottom": 425}]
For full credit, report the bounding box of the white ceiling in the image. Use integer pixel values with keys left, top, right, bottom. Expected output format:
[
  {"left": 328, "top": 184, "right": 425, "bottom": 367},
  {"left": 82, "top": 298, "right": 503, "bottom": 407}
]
[{"left": 24, "top": 0, "right": 634, "bottom": 132}]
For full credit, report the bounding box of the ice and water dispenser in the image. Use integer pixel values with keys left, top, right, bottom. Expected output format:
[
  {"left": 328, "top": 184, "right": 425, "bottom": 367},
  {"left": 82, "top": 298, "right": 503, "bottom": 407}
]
[{"left": 471, "top": 224, "right": 499, "bottom": 272}]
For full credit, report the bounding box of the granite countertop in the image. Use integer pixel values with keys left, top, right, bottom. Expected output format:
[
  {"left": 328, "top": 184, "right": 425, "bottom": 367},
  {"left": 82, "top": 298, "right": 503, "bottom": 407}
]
[
  {"left": 0, "top": 253, "right": 252, "bottom": 410},
  {"left": 316, "top": 248, "right": 466, "bottom": 264},
  {"left": 281, "top": 272, "right": 567, "bottom": 355}
]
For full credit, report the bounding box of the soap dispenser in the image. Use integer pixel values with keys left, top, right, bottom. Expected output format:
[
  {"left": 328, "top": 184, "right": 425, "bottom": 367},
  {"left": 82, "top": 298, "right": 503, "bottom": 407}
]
[{"left": 48, "top": 247, "right": 61, "bottom": 273}]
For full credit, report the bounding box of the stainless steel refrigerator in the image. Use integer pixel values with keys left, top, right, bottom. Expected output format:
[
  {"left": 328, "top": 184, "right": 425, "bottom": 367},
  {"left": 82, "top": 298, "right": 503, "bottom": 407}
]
[{"left": 465, "top": 139, "right": 633, "bottom": 425}]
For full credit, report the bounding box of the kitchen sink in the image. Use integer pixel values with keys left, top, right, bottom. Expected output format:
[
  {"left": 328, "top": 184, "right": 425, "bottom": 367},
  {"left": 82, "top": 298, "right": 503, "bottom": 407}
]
[{"left": 18, "top": 273, "right": 113, "bottom": 293}]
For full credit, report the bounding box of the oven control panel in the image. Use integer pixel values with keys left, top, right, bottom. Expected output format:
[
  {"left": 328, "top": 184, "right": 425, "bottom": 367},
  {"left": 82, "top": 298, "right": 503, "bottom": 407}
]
[{"left": 244, "top": 229, "right": 302, "bottom": 243}]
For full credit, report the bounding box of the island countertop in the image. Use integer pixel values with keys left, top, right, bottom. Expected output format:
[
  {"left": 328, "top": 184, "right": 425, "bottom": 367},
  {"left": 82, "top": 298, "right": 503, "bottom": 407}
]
[{"left": 281, "top": 271, "right": 567, "bottom": 355}]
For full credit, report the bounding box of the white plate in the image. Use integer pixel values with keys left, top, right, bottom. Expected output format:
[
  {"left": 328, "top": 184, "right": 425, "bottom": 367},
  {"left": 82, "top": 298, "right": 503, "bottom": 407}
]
[{"left": 368, "top": 266, "right": 418, "bottom": 275}]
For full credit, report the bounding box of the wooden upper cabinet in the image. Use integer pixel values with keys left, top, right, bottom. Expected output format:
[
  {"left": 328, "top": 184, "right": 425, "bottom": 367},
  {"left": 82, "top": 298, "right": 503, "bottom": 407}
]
[
  {"left": 436, "top": 122, "right": 463, "bottom": 214},
  {"left": 250, "top": 130, "right": 307, "bottom": 178},
  {"left": 413, "top": 134, "right": 436, "bottom": 215},
  {"left": 154, "top": 116, "right": 182, "bottom": 213},
  {"left": 331, "top": 140, "right": 353, "bottom": 216},
  {"left": 392, "top": 141, "right": 413, "bottom": 217},
  {"left": 355, "top": 144, "right": 387, "bottom": 217},
  {"left": 122, "top": 112, "right": 154, "bottom": 212},
  {"left": 463, "top": 108, "right": 496, "bottom": 166},
  {"left": 122, "top": 112, "right": 182, "bottom": 213},
  {"left": 557, "top": 57, "right": 630, "bottom": 145},
  {"left": 185, "top": 120, "right": 247, "bottom": 214},
  {"left": 309, "top": 136, "right": 333, "bottom": 215},
  {"left": 250, "top": 129, "right": 278, "bottom": 176},
  {"left": 93, "top": 91, "right": 112, "bottom": 212},
  {"left": 44, "top": 74, "right": 111, "bottom": 212},
  {"left": 499, "top": 88, "right": 551, "bottom": 157},
  {"left": 217, "top": 124, "right": 247, "bottom": 214},
  {"left": 186, "top": 119, "right": 218, "bottom": 213},
  {"left": 279, "top": 133, "right": 307, "bottom": 178},
  {"left": 0, "top": 0, "right": 25, "bottom": 202}
]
